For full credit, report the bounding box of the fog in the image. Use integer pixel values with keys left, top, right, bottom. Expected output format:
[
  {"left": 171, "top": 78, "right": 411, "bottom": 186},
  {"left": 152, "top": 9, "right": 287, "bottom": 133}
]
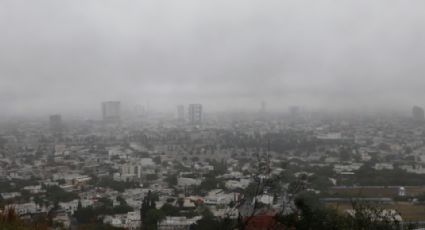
[{"left": 1, "top": 0, "right": 425, "bottom": 117}]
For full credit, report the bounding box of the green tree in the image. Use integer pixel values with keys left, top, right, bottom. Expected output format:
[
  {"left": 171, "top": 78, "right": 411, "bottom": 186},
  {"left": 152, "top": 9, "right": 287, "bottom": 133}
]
[
  {"left": 143, "top": 209, "right": 165, "bottom": 230},
  {"left": 141, "top": 191, "right": 157, "bottom": 229},
  {"left": 165, "top": 174, "right": 178, "bottom": 187},
  {"left": 275, "top": 195, "right": 402, "bottom": 230},
  {"left": 160, "top": 203, "right": 180, "bottom": 216}
]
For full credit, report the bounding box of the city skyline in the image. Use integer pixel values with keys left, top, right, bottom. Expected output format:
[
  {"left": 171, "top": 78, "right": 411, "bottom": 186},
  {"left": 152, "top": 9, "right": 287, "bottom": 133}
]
[
  {"left": 2, "top": 1, "right": 425, "bottom": 229},
  {"left": 2, "top": 1, "right": 425, "bottom": 116}
]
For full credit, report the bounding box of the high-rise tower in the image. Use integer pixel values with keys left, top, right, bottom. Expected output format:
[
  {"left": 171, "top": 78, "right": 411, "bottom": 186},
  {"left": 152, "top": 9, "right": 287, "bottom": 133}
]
[{"left": 188, "top": 104, "right": 202, "bottom": 125}]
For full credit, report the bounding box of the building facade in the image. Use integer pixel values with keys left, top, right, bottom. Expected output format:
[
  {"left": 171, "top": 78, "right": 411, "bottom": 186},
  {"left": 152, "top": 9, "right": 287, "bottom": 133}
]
[
  {"left": 412, "top": 106, "right": 425, "bottom": 122},
  {"left": 188, "top": 104, "right": 202, "bottom": 125}
]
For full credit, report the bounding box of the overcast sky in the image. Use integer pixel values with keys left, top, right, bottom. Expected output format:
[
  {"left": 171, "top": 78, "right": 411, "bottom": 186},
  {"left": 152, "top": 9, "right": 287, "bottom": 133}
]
[{"left": 1, "top": 0, "right": 425, "bottom": 117}]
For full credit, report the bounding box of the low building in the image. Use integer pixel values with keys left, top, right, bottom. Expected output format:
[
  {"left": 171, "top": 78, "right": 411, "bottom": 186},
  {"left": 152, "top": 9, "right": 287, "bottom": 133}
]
[{"left": 158, "top": 216, "right": 201, "bottom": 230}]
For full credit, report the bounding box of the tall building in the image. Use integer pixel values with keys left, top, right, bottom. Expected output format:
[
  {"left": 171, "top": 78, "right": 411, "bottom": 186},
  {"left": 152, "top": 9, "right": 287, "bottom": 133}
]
[
  {"left": 177, "top": 105, "right": 185, "bottom": 122},
  {"left": 102, "top": 101, "right": 121, "bottom": 121},
  {"left": 49, "top": 114, "right": 62, "bottom": 133},
  {"left": 188, "top": 104, "right": 202, "bottom": 125},
  {"left": 412, "top": 106, "right": 425, "bottom": 122}
]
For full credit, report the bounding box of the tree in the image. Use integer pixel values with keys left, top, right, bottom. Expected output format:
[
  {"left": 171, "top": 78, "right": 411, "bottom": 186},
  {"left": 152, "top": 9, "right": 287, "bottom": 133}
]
[
  {"left": 190, "top": 207, "right": 226, "bottom": 230},
  {"left": 74, "top": 202, "right": 97, "bottom": 224},
  {"left": 275, "top": 195, "right": 403, "bottom": 230},
  {"left": 96, "top": 177, "right": 139, "bottom": 192},
  {"left": 45, "top": 185, "right": 79, "bottom": 203},
  {"left": 165, "top": 174, "right": 178, "bottom": 187},
  {"left": 198, "top": 175, "right": 224, "bottom": 192},
  {"left": 146, "top": 174, "right": 158, "bottom": 181},
  {"left": 141, "top": 191, "right": 157, "bottom": 229},
  {"left": 153, "top": 156, "right": 161, "bottom": 165},
  {"left": 0, "top": 207, "right": 49, "bottom": 230},
  {"left": 143, "top": 209, "right": 165, "bottom": 230},
  {"left": 160, "top": 203, "right": 180, "bottom": 216}
]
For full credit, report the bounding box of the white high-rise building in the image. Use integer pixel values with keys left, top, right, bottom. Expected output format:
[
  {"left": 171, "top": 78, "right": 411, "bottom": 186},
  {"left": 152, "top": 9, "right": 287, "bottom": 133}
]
[{"left": 188, "top": 104, "right": 202, "bottom": 125}]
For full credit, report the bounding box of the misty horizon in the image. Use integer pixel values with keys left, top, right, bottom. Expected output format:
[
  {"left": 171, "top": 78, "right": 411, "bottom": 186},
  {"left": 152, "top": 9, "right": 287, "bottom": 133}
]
[
  {"left": 3, "top": 2, "right": 425, "bottom": 228},
  {"left": 2, "top": 1, "right": 425, "bottom": 117}
]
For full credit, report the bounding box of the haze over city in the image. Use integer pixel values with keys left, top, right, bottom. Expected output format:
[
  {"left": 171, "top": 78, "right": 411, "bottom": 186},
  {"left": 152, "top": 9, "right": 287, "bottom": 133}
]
[
  {"left": 2, "top": 0, "right": 425, "bottom": 117},
  {"left": 4, "top": 1, "right": 425, "bottom": 230}
]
